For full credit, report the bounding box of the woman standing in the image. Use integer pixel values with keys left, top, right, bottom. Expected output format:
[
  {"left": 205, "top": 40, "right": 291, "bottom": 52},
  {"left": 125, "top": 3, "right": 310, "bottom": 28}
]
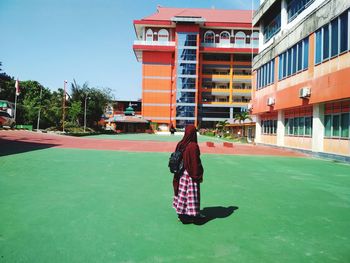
[{"left": 172, "top": 125, "right": 204, "bottom": 224}]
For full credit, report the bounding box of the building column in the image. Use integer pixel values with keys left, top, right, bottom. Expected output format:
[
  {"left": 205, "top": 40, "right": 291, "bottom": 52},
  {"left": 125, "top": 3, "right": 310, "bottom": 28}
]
[
  {"left": 277, "top": 110, "right": 285, "bottom": 146},
  {"left": 230, "top": 107, "right": 234, "bottom": 119},
  {"left": 259, "top": 22, "right": 264, "bottom": 51},
  {"left": 281, "top": 0, "right": 288, "bottom": 32},
  {"left": 255, "top": 115, "right": 262, "bottom": 143},
  {"left": 312, "top": 103, "right": 324, "bottom": 152}
]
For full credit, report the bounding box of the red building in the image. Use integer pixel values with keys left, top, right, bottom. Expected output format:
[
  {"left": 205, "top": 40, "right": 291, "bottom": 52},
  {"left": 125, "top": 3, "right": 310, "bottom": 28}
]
[{"left": 133, "top": 7, "right": 258, "bottom": 129}]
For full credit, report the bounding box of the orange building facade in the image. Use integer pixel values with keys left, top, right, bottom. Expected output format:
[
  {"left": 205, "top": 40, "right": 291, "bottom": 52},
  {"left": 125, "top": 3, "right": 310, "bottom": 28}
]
[
  {"left": 252, "top": 0, "right": 350, "bottom": 158},
  {"left": 133, "top": 7, "right": 258, "bottom": 129}
]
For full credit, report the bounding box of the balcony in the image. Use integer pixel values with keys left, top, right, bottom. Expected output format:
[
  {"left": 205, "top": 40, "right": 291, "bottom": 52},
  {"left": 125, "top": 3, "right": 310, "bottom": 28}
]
[
  {"left": 201, "top": 42, "right": 259, "bottom": 49},
  {"left": 134, "top": 40, "right": 176, "bottom": 46}
]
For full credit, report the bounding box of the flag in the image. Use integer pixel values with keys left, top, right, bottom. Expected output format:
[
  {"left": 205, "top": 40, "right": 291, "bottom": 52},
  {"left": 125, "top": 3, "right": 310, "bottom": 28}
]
[{"left": 15, "top": 79, "right": 20, "bottom": 96}]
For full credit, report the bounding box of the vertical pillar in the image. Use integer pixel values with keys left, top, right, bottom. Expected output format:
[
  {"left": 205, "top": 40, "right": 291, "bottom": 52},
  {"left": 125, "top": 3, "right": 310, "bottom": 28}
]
[
  {"left": 281, "top": 0, "right": 288, "bottom": 32},
  {"left": 230, "top": 107, "right": 234, "bottom": 119},
  {"left": 259, "top": 23, "right": 264, "bottom": 51},
  {"left": 229, "top": 54, "right": 233, "bottom": 103},
  {"left": 255, "top": 115, "right": 262, "bottom": 143},
  {"left": 277, "top": 110, "right": 285, "bottom": 146},
  {"left": 312, "top": 103, "right": 324, "bottom": 152}
]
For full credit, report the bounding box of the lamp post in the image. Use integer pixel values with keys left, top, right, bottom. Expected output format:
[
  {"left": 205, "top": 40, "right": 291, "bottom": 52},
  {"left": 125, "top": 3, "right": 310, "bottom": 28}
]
[
  {"left": 84, "top": 94, "right": 90, "bottom": 133},
  {"left": 62, "top": 80, "right": 67, "bottom": 132},
  {"left": 36, "top": 86, "right": 43, "bottom": 131}
]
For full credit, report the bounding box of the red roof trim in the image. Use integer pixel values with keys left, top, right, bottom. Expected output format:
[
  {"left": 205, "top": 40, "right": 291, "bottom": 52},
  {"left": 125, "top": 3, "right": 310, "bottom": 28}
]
[
  {"left": 203, "top": 22, "right": 253, "bottom": 28},
  {"left": 134, "top": 20, "right": 173, "bottom": 26},
  {"left": 133, "top": 45, "right": 175, "bottom": 52}
]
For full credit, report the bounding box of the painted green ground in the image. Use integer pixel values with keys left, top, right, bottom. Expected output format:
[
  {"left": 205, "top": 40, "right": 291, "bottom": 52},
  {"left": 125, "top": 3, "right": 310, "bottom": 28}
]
[
  {"left": 86, "top": 133, "right": 226, "bottom": 143},
  {"left": 1, "top": 148, "right": 350, "bottom": 262}
]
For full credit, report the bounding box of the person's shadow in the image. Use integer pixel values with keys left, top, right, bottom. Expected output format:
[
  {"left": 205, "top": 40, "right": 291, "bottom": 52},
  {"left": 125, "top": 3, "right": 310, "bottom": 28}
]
[{"left": 194, "top": 206, "right": 239, "bottom": 225}]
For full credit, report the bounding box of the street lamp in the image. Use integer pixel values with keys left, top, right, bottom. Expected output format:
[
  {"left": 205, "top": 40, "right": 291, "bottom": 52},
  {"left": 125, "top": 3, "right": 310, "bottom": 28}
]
[
  {"left": 84, "top": 94, "right": 90, "bottom": 133},
  {"left": 62, "top": 80, "right": 67, "bottom": 132}
]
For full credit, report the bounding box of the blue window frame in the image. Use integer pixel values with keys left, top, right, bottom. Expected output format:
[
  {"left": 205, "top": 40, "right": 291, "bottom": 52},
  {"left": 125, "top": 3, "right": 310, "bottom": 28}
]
[
  {"left": 287, "top": 0, "right": 314, "bottom": 22},
  {"left": 315, "top": 29, "right": 322, "bottom": 64},
  {"left": 323, "top": 25, "right": 330, "bottom": 60},
  {"left": 331, "top": 18, "right": 339, "bottom": 57},
  {"left": 340, "top": 11, "right": 348, "bottom": 53},
  {"left": 303, "top": 38, "right": 309, "bottom": 69}
]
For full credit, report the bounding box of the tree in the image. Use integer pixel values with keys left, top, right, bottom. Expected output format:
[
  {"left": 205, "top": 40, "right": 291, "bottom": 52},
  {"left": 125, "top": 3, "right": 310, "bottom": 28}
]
[
  {"left": 216, "top": 120, "right": 229, "bottom": 137},
  {"left": 234, "top": 111, "right": 253, "bottom": 137},
  {"left": 69, "top": 101, "right": 82, "bottom": 125}
]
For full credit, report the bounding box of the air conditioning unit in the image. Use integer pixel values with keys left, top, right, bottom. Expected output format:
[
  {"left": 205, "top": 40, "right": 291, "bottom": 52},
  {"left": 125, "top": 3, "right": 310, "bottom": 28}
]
[
  {"left": 267, "top": 97, "right": 275, "bottom": 106},
  {"left": 299, "top": 87, "right": 311, "bottom": 98},
  {"left": 247, "top": 103, "right": 253, "bottom": 110}
]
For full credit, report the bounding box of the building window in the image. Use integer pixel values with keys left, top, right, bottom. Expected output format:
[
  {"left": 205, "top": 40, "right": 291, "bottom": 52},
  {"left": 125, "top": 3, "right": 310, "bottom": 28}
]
[
  {"left": 220, "top": 31, "right": 231, "bottom": 45},
  {"left": 324, "top": 100, "right": 350, "bottom": 139},
  {"left": 261, "top": 119, "right": 277, "bottom": 135},
  {"left": 315, "top": 29, "right": 322, "bottom": 64},
  {"left": 284, "top": 106, "right": 313, "bottom": 136},
  {"left": 278, "top": 36, "right": 309, "bottom": 80},
  {"left": 204, "top": 31, "right": 215, "bottom": 43},
  {"left": 158, "top": 29, "right": 169, "bottom": 42},
  {"left": 256, "top": 59, "right": 275, "bottom": 90},
  {"left": 330, "top": 19, "right": 339, "bottom": 57},
  {"left": 340, "top": 11, "right": 348, "bottom": 53},
  {"left": 263, "top": 13, "right": 281, "bottom": 42},
  {"left": 235, "top": 31, "right": 246, "bottom": 47},
  {"left": 315, "top": 9, "right": 350, "bottom": 64},
  {"left": 287, "top": 0, "right": 314, "bottom": 22},
  {"left": 146, "top": 29, "right": 153, "bottom": 42}
]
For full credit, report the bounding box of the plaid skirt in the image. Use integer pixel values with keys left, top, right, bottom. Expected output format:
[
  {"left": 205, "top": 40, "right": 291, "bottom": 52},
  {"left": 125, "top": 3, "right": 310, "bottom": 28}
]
[{"left": 173, "top": 170, "right": 200, "bottom": 216}]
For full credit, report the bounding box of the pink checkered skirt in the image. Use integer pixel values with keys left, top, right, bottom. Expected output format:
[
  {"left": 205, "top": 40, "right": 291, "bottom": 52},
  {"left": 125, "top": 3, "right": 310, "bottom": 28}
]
[{"left": 173, "top": 170, "right": 200, "bottom": 216}]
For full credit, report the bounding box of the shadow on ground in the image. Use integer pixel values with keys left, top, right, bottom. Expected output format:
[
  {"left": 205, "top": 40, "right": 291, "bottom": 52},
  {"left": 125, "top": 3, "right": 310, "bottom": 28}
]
[
  {"left": 195, "top": 206, "right": 239, "bottom": 225},
  {"left": 0, "top": 138, "right": 58, "bottom": 157}
]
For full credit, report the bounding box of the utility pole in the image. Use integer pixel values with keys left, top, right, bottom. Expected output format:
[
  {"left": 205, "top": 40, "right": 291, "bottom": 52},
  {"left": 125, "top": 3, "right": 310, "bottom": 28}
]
[
  {"left": 36, "top": 86, "right": 43, "bottom": 131},
  {"left": 62, "top": 80, "right": 67, "bottom": 132}
]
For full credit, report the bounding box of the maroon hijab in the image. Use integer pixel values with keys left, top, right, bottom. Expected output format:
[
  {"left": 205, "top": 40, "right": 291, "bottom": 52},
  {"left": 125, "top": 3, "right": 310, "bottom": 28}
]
[{"left": 176, "top": 125, "right": 198, "bottom": 152}]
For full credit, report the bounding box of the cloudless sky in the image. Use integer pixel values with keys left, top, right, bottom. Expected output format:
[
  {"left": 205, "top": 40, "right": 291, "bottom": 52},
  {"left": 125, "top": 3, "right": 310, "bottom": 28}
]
[{"left": 1, "top": 0, "right": 259, "bottom": 100}]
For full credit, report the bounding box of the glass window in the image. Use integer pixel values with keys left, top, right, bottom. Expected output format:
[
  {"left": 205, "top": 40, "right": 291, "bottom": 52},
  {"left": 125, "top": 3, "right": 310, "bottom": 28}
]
[
  {"left": 289, "top": 118, "right": 294, "bottom": 135},
  {"left": 325, "top": 115, "right": 332, "bottom": 136},
  {"left": 176, "top": 106, "right": 195, "bottom": 117},
  {"left": 340, "top": 11, "right": 348, "bottom": 53},
  {"left": 266, "top": 62, "right": 270, "bottom": 85},
  {"left": 305, "top": 116, "right": 312, "bottom": 136},
  {"left": 264, "top": 13, "right": 281, "bottom": 42},
  {"left": 146, "top": 29, "right": 153, "bottom": 42},
  {"left": 271, "top": 60, "right": 275, "bottom": 83},
  {"left": 273, "top": 120, "right": 277, "bottom": 134},
  {"left": 158, "top": 29, "right": 169, "bottom": 43},
  {"left": 297, "top": 41, "right": 303, "bottom": 71},
  {"left": 235, "top": 31, "right": 246, "bottom": 47},
  {"left": 315, "top": 29, "right": 322, "bottom": 64},
  {"left": 279, "top": 54, "right": 283, "bottom": 80},
  {"left": 287, "top": 50, "right": 292, "bottom": 76},
  {"left": 285, "top": 118, "right": 289, "bottom": 134},
  {"left": 177, "top": 78, "right": 196, "bottom": 90},
  {"left": 341, "top": 113, "right": 349, "bottom": 138},
  {"left": 220, "top": 31, "right": 231, "bottom": 46},
  {"left": 204, "top": 31, "right": 215, "bottom": 43},
  {"left": 176, "top": 92, "right": 196, "bottom": 103},
  {"left": 299, "top": 117, "right": 305, "bottom": 135},
  {"left": 331, "top": 18, "right": 339, "bottom": 57},
  {"left": 178, "top": 49, "right": 196, "bottom": 61},
  {"left": 178, "top": 63, "right": 196, "bottom": 75},
  {"left": 292, "top": 45, "right": 297, "bottom": 74},
  {"left": 283, "top": 52, "right": 287, "bottom": 78},
  {"left": 323, "top": 25, "right": 329, "bottom": 60},
  {"left": 332, "top": 115, "right": 340, "bottom": 137},
  {"left": 303, "top": 38, "right": 309, "bottom": 69},
  {"left": 293, "top": 117, "right": 298, "bottom": 135}
]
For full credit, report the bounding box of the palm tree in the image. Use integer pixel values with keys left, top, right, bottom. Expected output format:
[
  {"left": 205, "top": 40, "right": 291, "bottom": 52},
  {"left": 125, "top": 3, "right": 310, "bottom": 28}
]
[
  {"left": 234, "top": 111, "right": 252, "bottom": 138},
  {"left": 215, "top": 120, "right": 228, "bottom": 137}
]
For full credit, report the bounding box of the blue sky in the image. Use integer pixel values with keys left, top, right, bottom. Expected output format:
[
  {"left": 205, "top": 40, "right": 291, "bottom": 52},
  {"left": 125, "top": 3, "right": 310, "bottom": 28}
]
[{"left": 0, "top": 0, "right": 259, "bottom": 100}]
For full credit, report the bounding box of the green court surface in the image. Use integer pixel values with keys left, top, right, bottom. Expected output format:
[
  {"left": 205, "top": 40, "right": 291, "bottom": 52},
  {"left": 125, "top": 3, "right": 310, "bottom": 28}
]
[
  {"left": 1, "top": 148, "right": 350, "bottom": 262},
  {"left": 86, "top": 133, "right": 226, "bottom": 143}
]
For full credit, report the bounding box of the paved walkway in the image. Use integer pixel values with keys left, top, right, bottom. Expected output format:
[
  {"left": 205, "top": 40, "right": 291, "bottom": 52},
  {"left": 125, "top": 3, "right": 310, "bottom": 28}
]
[{"left": 0, "top": 130, "right": 307, "bottom": 157}]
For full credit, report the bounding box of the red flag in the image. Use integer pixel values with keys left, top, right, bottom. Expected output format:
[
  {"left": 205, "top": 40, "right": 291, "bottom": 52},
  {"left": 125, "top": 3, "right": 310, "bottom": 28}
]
[{"left": 15, "top": 79, "right": 20, "bottom": 96}]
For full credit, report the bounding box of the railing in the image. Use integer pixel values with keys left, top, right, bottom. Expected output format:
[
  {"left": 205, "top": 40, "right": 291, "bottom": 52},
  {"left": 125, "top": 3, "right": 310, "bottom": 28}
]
[
  {"left": 201, "top": 42, "right": 259, "bottom": 49},
  {"left": 134, "top": 40, "right": 176, "bottom": 46}
]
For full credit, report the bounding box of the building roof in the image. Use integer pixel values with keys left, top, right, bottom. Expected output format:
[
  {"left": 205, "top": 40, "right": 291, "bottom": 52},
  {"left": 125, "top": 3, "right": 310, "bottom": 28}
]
[{"left": 141, "top": 7, "right": 253, "bottom": 24}]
